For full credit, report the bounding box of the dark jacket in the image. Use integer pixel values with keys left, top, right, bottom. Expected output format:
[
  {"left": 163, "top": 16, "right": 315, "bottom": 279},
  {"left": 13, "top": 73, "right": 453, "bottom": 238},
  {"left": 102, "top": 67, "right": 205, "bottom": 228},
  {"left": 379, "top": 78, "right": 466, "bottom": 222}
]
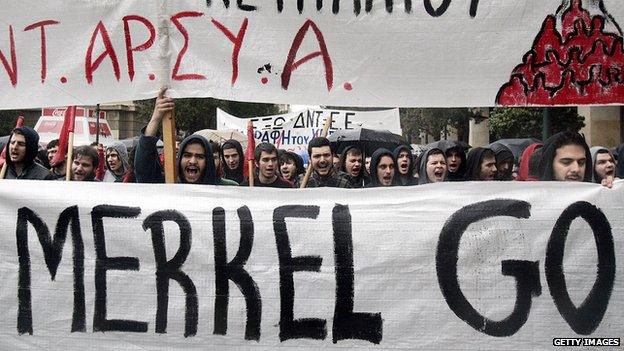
[
  {"left": 538, "top": 132, "right": 592, "bottom": 182},
  {"left": 463, "top": 147, "right": 492, "bottom": 181},
  {"left": 616, "top": 143, "right": 624, "bottom": 178},
  {"left": 418, "top": 148, "right": 445, "bottom": 185},
  {"left": 393, "top": 145, "right": 417, "bottom": 186},
  {"left": 221, "top": 139, "right": 245, "bottom": 184},
  {"left": 241, "top": 176, "right": 293, "bottom": 188},
  {"left": 440, "top": 142, "right": 467, "bottom": 181},
  {"left": 4, "top": 127, "right": 54, "bottom": 180},
  {"left": 489, "top": 142, "right": 515, "bottom": 181},
  {"left": 368, "top": 148, "right": 395, "bottom": 187},
  {"left": 135, "top": 132, "right": 218, "bottom": 184},
  {"left": 339, "top": 146, "right": 371, "bottom": 188}
]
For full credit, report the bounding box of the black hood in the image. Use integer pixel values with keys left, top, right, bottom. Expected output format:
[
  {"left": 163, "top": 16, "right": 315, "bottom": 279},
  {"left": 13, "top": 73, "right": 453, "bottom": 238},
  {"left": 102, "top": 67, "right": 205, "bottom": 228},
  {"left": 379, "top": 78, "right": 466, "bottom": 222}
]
[
  {"left": 440, "top": 142, "right": 467, "bottom": 181},
  {"left": 464, "top": 147, "right": 492, "bottom": 181},
  {"left": 5, "top": 126, "right": 40, "bottom": 168},
  {"left": 221, "top": 139, "right": 244, "bottom": 183},
  {"left": 368, "top": 148, "right": 394, "bottom": 187},
  {"left": 339, "top": 145, "right": 369, "bottom": 182},
  {"left": 177, "top": 134, "right": 218, "bottom": 185},
  {"left": 286, "top": 151, "right": 305, "bottom": 176},
  {"left": 617, "top": 143, "right": 624, "bottom": 178},
  {"left": 539, "top": 132, "right": 592, "bottom": 182},
  {"left": 392, "top": 144, "right": 415, "bottom": 178},
  {"left": 489, "top": 142, "right": 514, "bottom": 181},
  {"left": 418, "top": 148, "right": 445, "bottom": 185}
]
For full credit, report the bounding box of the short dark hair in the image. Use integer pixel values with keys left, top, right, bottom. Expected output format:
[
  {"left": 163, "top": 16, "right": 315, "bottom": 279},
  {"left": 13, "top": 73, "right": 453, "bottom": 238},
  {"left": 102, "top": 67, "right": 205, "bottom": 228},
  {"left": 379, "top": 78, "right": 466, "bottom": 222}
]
[
  {"left": 345, "top": 147, "right": 362, "bottom": 158},
  {"left": 254, "top": 142, "right": 277, "bottom": 162},
  {"left": 209, "top": 140, "right": 220, "bottom": 154},
  {"left": 73, "top": 145, "right": 99, "bottom": 169},
  {"left": 427, "top": 148, "right": 444, "bottom": 159},
  {"left": 307, "top": 137, "right": 331, "bottom": 156},
  {"left": 47, "top": 139, "right": 60, "bottom": 150}
]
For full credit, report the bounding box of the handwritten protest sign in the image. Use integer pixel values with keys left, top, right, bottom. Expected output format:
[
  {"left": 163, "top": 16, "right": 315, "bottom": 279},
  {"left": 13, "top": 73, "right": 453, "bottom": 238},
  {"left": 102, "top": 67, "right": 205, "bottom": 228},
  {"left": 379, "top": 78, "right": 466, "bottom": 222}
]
[
  {"left": 217, "top": 107, "right": 401, "bottom": 151},
  {"left": 0, "top": 0, "right": 622, "bottom": 109},
  {"left": 0, "top": 180, "right": 622, "bottom": 349}
]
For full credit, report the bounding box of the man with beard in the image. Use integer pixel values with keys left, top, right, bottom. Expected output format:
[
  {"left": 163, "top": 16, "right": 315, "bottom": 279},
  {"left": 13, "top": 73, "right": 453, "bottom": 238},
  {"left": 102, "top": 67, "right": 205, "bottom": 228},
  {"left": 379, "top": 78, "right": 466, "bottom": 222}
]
[
  {"left": 135, "top": 89, "right": 221, "bottom": 185},
  {"left": 418, "top": 148, "right": 447, "bottom": 184},
  {"left": 3, "top": 126, "right": 54, "bottom": 180},
  {"left": 590, "top": 146, "right": 617, "bottom": 184},
  {"left": 339, "top": 146, "right": 370, "bottom": 188},
  {"left": 489, "top": 143, "right": 515, "bottom": 181},
  {"left": 464, "top": 147, "right": 498, "bottom": 181},
  {"left": 368, "top": 148, "right": 396, "bottom": 187},
  {"left": 103, "top": 141, "right": 130, "bottom": 182},
  {"left": 242, "top": 143, "right": 292, "bottom": 187},
  {"left": 46, "top": 139, "right": 66, "bottom": 179},
  {"left": 393, "top": 145, "right": 417, "bottom": 186},
  {"left": 302, "top": 137, "right": 352, "bottom": 188},
  {"left": 538, "top": 132, "right": 615, "bottom": 188},
  {"left": 70, "top": 145, "right": 99, "bottom": 181},
  {"left": 279, "top": 150, "right": 304, "bottom": 184},
  {"left": 441, "top": 142, "right": 467, "bottom": 181},
  {"left": 221, "top": 139, "right": 245, "bottom": 184}
]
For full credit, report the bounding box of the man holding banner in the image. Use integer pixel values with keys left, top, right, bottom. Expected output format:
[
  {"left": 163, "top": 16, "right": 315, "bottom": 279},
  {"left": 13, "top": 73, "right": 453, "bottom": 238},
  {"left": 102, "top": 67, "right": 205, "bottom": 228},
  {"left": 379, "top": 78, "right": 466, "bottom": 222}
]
[{"left": 301, "top": 137, "right": 351, "bottom": 188}]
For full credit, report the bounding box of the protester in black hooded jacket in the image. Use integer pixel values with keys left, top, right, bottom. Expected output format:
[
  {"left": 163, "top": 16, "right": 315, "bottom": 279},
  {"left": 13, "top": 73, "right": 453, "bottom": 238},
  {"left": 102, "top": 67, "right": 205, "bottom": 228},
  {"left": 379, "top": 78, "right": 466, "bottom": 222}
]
[
  {"left": 3, "top": 126, "right": 54, "bottom": 180},
  {"left": 339, "top": 145, "right": 371, "bottom": 188},
  {"left": 489, "top": 142, "right": 515, "bottom": 181},
  {"left": 279, "top": 150, "right": 304, "bottom": 184},
  {"left": 135, "top": 89, "right": 220, "bottom": 185},
  {"left": 464, "top": 147, "right": 498, "bottom": 181},
  {"left": 440, "top": 142, "right": 467, "bottom": 181},
  {"left": 538, "top": 131, "right": 592, "bottom": 182},
  {"left": 393, "top": 145, "right": 417, "bottom": 186},
  {"left": 368, "top": 148, "right": 396, "bottom": 187},
  {"left": 221, "top": 139, "right": 245, "bottom": 184},
  {"left": 617, "top": 143, "right": 624, "bottom": 178}
]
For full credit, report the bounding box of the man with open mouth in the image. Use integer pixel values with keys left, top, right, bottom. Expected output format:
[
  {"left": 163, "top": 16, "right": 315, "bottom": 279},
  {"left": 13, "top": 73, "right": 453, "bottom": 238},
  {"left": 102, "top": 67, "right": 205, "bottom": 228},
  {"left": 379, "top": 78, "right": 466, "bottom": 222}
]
[
  {"left": 70, "top": 145, "right": 100, "bottom": 182},
  {"left": 590, "top": 146, "right": 617, "bottom": 184},
  {"left": 3, "top": 126, "right": 54, "bottom": 180},
  {"left": 302, "top": 137, "right": 352, "bottom": 188},
  {"left": 393, "top": 145, "right": 417, "bottom": 186},
  {"left": 418, "top": 148, "right": 447, "bottom": 185},
  {"left": 242, "top": 142, "right": 292, "bottom": 188},
  {"left": 368, "top": 148, "right": 396, "bottom": 187},
  {"left": 339, "top": 146, "right": 370, "bottom": 188}
]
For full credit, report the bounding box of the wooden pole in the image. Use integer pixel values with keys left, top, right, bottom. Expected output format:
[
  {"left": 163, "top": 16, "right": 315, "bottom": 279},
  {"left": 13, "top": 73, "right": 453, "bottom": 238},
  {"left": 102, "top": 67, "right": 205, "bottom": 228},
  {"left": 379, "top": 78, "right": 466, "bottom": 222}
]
[
  {"left": 0, "top": 161, "right": 7, "bottom": 179},
  {"left": 299, "top": 115, "right": 333, "bottom": 188},
  {"left": 162, "top": 109, "right": 177, "bottom": 183},
  {"left": 248, "top": 160, "right": 254, "bottom": 187},
  {"left": 65, "top": 132, "right": 74, "bottom": 181}
]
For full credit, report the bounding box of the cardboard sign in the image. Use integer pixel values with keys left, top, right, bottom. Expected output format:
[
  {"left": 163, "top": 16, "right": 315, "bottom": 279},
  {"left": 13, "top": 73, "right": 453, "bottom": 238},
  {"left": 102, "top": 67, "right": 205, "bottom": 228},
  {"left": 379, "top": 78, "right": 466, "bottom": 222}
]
[
  {"left": 0, "top": 0, "right": 623, "bottom": 109},
  {"left": 0, "top": 180, "right": 622, "bottom": 349}
]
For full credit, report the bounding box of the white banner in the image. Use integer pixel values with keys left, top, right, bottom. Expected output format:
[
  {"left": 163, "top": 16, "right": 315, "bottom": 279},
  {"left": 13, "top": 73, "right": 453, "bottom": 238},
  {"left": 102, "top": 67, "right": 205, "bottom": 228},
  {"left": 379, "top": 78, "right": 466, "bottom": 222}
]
[
  {"left": 217, "top": 108, "right": 401, "bottom": 151},
  {"left": 0, "top": 180, "right": 622, "bottom": 350},
  {"left": 1, "top": 0, "right": 623, "bottom": 109}
]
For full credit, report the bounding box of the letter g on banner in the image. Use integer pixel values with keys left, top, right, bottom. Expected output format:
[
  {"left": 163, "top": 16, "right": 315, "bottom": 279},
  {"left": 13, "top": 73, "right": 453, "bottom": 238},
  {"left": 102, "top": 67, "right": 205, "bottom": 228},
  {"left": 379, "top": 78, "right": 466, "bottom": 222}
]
[{"left": 436, "top": 199, "right": 541, "bottom": 337}]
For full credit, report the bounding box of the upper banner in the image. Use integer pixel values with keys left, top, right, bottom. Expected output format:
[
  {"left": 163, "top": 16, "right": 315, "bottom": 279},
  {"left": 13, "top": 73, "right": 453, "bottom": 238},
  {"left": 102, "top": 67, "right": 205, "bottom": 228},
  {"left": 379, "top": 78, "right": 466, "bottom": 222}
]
[
  {"left": 0, "top": 180, "right": 622, "bottom": 349},
  {"left": 0, "top": 0, "right": 623, "bottom": 109},
  {"left": 217, "top": 107, "right": 401, "bottom": 151}
]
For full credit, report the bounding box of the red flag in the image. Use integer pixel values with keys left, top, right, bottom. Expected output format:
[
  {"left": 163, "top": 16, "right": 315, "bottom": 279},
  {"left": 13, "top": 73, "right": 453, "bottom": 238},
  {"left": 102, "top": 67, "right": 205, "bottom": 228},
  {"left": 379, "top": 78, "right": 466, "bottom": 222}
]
[
  {"left": 0, "top": 115, "right": 24, "bottom": 167},
  {"left": 243, "top": 120, "right": 255, "bottom": 179},
  {"left": 50, "top": 106, "right": 76, "bottom": 167},
  {"left": 95, "top": 143, "right": 105, "bottom": 181}
]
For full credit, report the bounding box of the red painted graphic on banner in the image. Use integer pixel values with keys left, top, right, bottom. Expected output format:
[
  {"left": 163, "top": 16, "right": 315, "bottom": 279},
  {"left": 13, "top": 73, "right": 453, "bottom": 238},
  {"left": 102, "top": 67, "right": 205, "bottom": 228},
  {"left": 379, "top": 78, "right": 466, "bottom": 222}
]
[{"left": 497, "top": 0, "right": 624, "bottom": 105}]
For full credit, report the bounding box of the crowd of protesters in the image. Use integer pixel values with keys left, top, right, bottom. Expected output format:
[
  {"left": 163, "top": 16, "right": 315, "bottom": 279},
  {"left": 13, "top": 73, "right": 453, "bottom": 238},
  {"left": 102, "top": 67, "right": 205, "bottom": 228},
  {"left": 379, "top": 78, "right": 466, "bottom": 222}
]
[{"left": 1, "top": 93, "right": 621, "bottom": 189}]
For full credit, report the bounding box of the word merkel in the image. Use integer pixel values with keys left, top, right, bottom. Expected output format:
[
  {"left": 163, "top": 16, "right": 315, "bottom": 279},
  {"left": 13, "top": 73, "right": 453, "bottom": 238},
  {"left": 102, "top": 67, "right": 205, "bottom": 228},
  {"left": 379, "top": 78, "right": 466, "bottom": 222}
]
[{"left": 207, "top": 0, "right": 481, "bottom": 17}]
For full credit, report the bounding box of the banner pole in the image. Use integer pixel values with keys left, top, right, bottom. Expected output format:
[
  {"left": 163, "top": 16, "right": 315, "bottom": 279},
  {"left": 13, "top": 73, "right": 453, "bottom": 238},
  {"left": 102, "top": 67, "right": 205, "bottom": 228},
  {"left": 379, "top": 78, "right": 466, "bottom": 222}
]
[
  {"left": 299, "top": 114, "right": 333, "bottom": 188},
  {"left": 0, "top": 162, "right": 7, "bottom": 179},
  {"left": 162, "top": 110, "right": 177, "bottom": 183},
  {"left": 65, "top": 132, "right": 74, "bottom": 181}
]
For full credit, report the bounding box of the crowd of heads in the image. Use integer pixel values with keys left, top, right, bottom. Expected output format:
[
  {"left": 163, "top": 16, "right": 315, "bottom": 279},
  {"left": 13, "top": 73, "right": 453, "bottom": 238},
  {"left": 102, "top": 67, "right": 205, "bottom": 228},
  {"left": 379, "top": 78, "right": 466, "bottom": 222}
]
[{"left": 2, "top": 119, "right": 621, "bottom": 189}]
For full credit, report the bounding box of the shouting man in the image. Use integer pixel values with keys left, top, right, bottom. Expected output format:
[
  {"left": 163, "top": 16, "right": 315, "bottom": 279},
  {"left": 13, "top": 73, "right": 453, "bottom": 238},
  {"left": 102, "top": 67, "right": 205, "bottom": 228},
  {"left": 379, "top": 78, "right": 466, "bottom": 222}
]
[
  {"left": 3, "top": 126, "right": 54, "bottom": 180},
  {"left": 303, "top": 137, "right": 352, "bottom": 188}
]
